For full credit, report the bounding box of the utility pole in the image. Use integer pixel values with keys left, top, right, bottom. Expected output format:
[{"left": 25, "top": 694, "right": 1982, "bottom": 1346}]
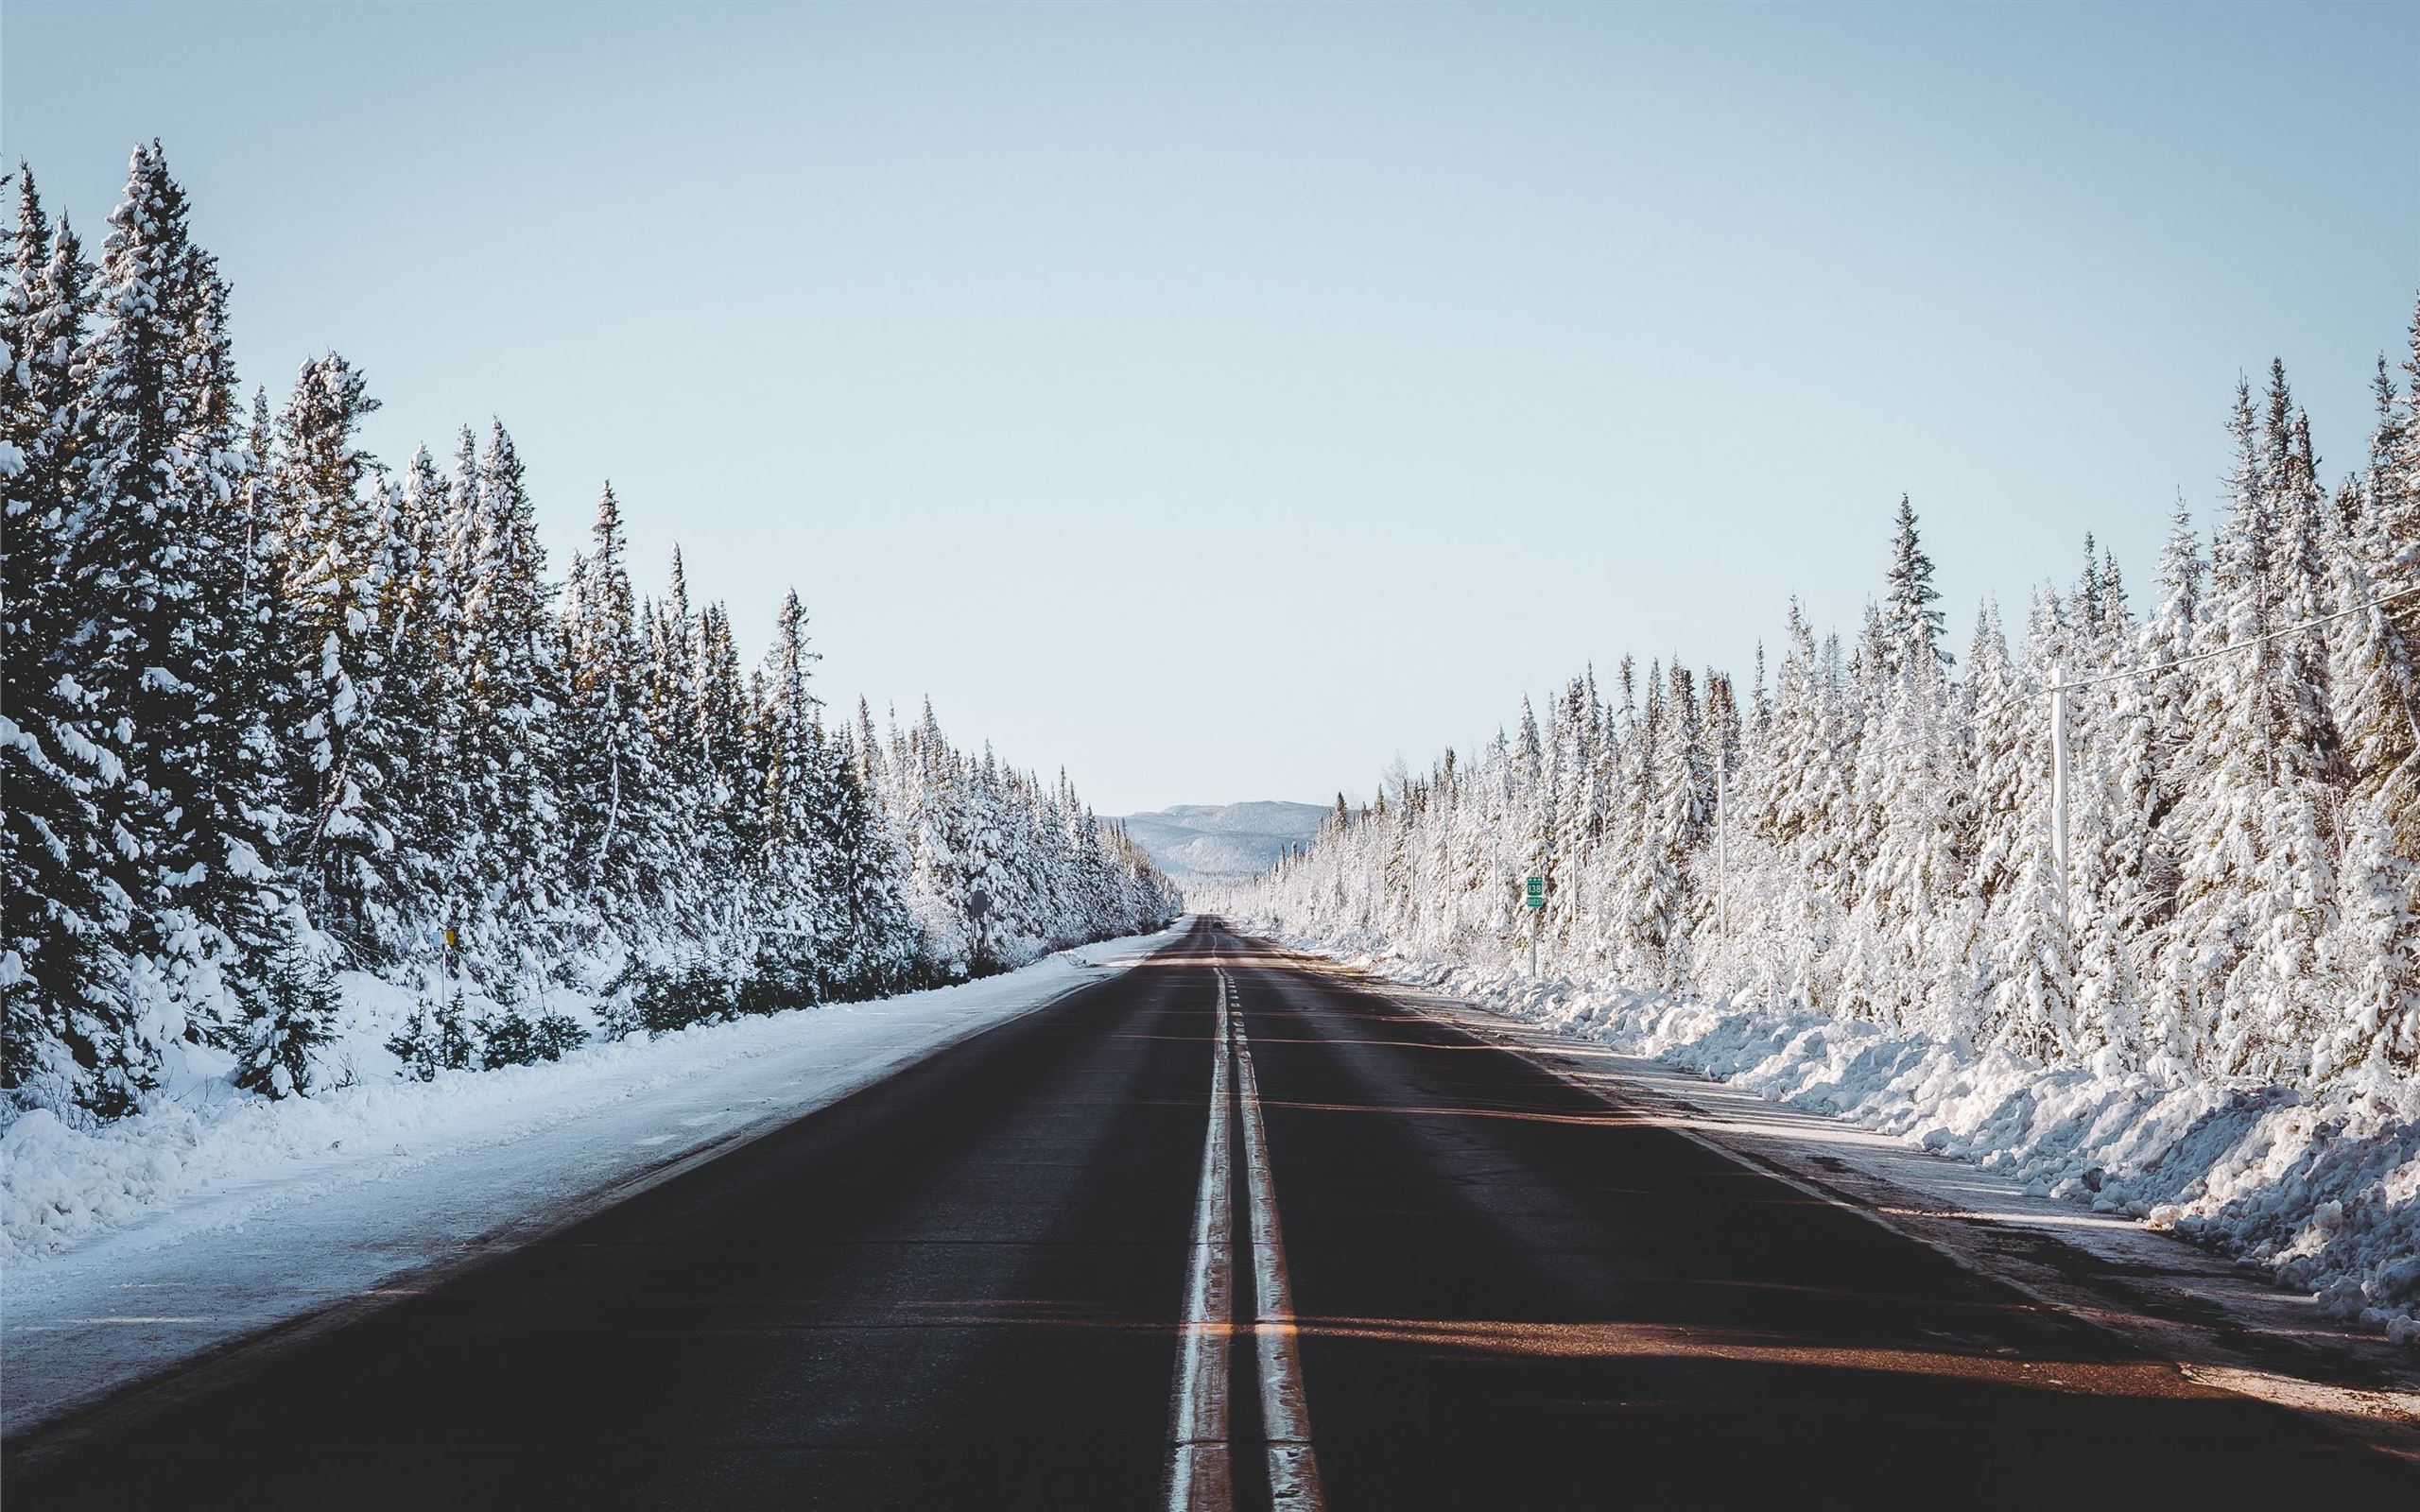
[
  {"left": 2032, "top": 585, "right": 2417, "bottom": 971},
  {"left": 1715, "top": 757, "right": 1728, "bottom": 952},
  {"left": 2048, "top": 666, "right": 2070, "bottom": 936}
]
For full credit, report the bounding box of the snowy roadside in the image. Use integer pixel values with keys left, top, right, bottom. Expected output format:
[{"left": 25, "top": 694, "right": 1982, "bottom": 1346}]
[
  {"left": 1240, "top": 924, "right": 2420, "bottom": 1353},
  {"left": 1, "top": 921, "right": 1189, "bottom": 1436}
]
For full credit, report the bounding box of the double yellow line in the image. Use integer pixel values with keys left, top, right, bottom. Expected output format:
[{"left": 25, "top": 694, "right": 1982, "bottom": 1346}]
[{"left": 1166, "top": 958, "right": 1323, "bottom": 1512}]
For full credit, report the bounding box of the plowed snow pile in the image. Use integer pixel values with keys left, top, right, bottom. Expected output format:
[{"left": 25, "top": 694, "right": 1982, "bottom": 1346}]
[{"left": 1283, "top": 929, "right": 2420, "bottom": 1347}]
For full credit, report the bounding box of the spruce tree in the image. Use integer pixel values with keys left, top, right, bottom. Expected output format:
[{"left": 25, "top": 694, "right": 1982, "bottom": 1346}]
[
  {"left": 277, "top": 353, "right": 406, "bottom": 955},
  {"left": 756, "top": 590, "right": 830, "bottom": 993},
  {"left": 150, "top": 199, "right": 287, "bottom": 1048},
  {"left": 457, "top": 422, "right": 564, "bottom": 945},
  {"left": 695, "top": 599, "right": 754, "bottom": 912},
  {"left": 387, "top": 997, "right": 442, "bottom": 1081},
  {"left": 827, "top": 717, "right": 916, "bottom": 994},
  {"left": 233, "top": 931, "right": 340, "bottom": 1100},
  {"left": 2333, "top": 342, "right": 2420, "bottom": 854},
  {"left": 384, "top": 443, "right": 471, "bottom": 919},
  {"left": 1880, "top": 494, "right": 1949, "bottom": 674},
  {"left": 562, "top": 484, "right": 658, "bottom": 921},
  {"left": 1856, "top": 635, "right": 1972, "bottom": 1035},
  {"left": 3, "top": 146, "right": 1189, "bottom": 1116},
  {"left": 182, "top": 382, "right": 301, "bottom": 1032},
  {"left": 2, "top": 173, "right": 136, "bottom": 1116},
  {"left": 59, "top": 142, "right": 264, "bottom": 1096}
]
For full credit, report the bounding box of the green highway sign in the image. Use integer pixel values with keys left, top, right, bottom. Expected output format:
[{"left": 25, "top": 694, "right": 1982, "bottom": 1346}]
[{"left": 1525, "top": 875, "right": 1546, "bottom": 909}]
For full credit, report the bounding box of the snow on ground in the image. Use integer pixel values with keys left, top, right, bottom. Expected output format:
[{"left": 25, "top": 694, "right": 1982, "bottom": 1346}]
[
  {"left": 1247, "top": 924, "right": 2420, "bottom": 1350},
  {"left": 1, "top": 923, "right": 1187, "bottom": 1435}
]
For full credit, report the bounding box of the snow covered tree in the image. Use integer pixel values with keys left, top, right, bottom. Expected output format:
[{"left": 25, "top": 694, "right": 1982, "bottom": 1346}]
[
  {"left": 2333, "top": 340, "right": 2420, "bottom": 856},
  {"left": 148, "top": 211, "right": 289, "bottom": 1048},
  {"left": 1879, "top": 494, "right": 1949, "bottom": 675},
  {"left": 53, "top": 142, "right": 268, "bottom": 1091},
  {"left": 1853, "top": 629, "right": 1974, "bottom": 1036},
  {"left": 752, "top": 590, "right": 833, "bottom": 995},
  {"left": 453, "top": 422, "right": 564, "bottom": 950},
  {"left": 2, "top": 172, "right": 139, "bottom": 1117},
  {"left": 2322, "top": 797, "right": 2419, "bottom": 1077},
  {"left": 1208, "top": 316, "right": 2420, "bottom": 1102},
  {"left": 381, "top": 443, "right": 471, "bottom": 917},
  {"left": 694, "top": 598, "right": 755, "bottom": 905},
  {"left": 233, "top": 930, "right": 340, "bottom": 1100},
  {"left": 2, "top": 146, "right": 1178, "bottom": 1119},
  {"left": 562, "top": 486, "right": 646, "bottom": 914},
  {"left": 277, "top": 353, "right": 409, "bottom": 955}
]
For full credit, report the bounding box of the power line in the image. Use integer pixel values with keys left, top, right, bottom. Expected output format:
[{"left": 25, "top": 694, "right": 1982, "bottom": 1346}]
[
  {"left": 2045, "top": 577, "right": 2418, "bottom": 953},
  {"left": 2051, "top": 583, "right": 2420, "bottom": 694}
]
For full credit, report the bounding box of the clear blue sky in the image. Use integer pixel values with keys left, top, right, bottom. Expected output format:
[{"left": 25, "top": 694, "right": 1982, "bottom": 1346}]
[{"left": 8, "top": 1, "right": 2414, "bottom": 815}]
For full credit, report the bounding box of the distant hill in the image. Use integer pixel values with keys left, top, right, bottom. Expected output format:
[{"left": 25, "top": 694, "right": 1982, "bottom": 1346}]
[{"left": 1115, "top": 801, "right": 1330, "bottom": 882}]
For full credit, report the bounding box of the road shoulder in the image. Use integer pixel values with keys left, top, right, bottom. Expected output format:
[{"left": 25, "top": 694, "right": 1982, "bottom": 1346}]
[
  {"left": 1237, "top": 933, "right": 2420, "bottom": 1467},
  {"left": 2, "top": 924, "right": 1192, "bottom": 1446}
]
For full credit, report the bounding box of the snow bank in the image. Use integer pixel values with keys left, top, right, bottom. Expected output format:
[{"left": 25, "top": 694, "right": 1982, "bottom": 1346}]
[
  {"left": 2, "top": 923, "right": 1187, "bottom": 1436},
  {"left": 1265, "top": 926, "right": 2420, "bottom": 1348},
  {"left": 2, "top": 925, "right": 1184, "bottom": 1268}
]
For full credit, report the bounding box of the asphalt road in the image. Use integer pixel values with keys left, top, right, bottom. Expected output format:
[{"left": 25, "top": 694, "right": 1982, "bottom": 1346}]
[{"left": 8, "top": 919, "right": 2413, "bottom": 1508}]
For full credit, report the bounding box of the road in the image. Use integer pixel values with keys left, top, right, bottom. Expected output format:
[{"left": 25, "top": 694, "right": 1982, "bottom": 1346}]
[{"left": 8, "top": 919, "right": 2413, "bottom": 1508}]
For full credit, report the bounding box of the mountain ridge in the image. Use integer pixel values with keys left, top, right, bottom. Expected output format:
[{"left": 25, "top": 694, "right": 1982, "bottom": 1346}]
[{"left": 1114, "top": 800, "right": 1329, "bottom": 882}]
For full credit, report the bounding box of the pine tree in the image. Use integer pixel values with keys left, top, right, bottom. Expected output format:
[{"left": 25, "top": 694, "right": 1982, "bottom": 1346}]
[
  {"left": 3, "top": 172, "right": 137, "bottom": 1116},
  {"left": 183, "top": 383, "right": 300, "bottom": 1025},
  {"left": 2129, "top": 497, "right": 2204, "bottom": 856},
  {"left": 2102, "top": 498, "right": 2201, "bottom": 1072},
  {"left": 437, "top": 989, "right": 473, "bottom": 1070},
  {"left": 562, "top": 484, "right": 658, "bottom": 922},
  {"left": 278, "top": 353, "right": 407, "bottom": 954},
  {"left": 2332, "top": 344, "right": 2420, "bottom": 854},
  {"left": 1855, "top": 635, "right": 1973, "bottom": 1035},
  {"left": 1207, "top": 303, "right": 2416, "bottom": 1097},
  {"left": 4, "top": 147, "right": 1184, "bottom": 1116},
  {"left": 384, "top": 443, "right": 471, "bottom": 919},
  {"left": 755, "top": 590, "right": 829, "bottom": 993},
  {"left": 695, "top": 598, "right": 754, "bottom": 906},
  {"left": 1880, "top": 494, "right": 1949, "bottom": 674},
  {"left": 57, "top": 142, "right": 268, "bottom": 1096},
  {"left": 2313, "top": 345, "right": 2420, "bottom": 1073},
  {"left": 1992, "top": 817, "right": 2077, "bottom": 1063},
  {"left": 149, "top": 199, "right": 288, "bottom": 1048},
  {"left": 2320, "top": 795, "right": 2418, "bottom": 1077},
  {"left": 641, "top": 549, "right": 708, "bottom": 926},
  {"left": 2269, "top": 391, "right": 2340, "bottom": 780},
  {"left": 823, "top": 718, "right": 915, "bottom": 994},
  {"left": 2159, "top": 373, "right": 2340, "bottom": 1076},
  {"left": 233, "top": 931, "right": 340, "bottom": 1100},
  {"left": 456, "top": 422, "right": 563, "bottom": 947}
]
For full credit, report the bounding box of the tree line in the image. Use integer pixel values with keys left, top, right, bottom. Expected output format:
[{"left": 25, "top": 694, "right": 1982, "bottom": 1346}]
[
  {"left": 2, "top": 145, "right": 1178, "bottom": 1122},
  {"left": 1218, "top": 313, "right": 2419, "bottom": 1087}
]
